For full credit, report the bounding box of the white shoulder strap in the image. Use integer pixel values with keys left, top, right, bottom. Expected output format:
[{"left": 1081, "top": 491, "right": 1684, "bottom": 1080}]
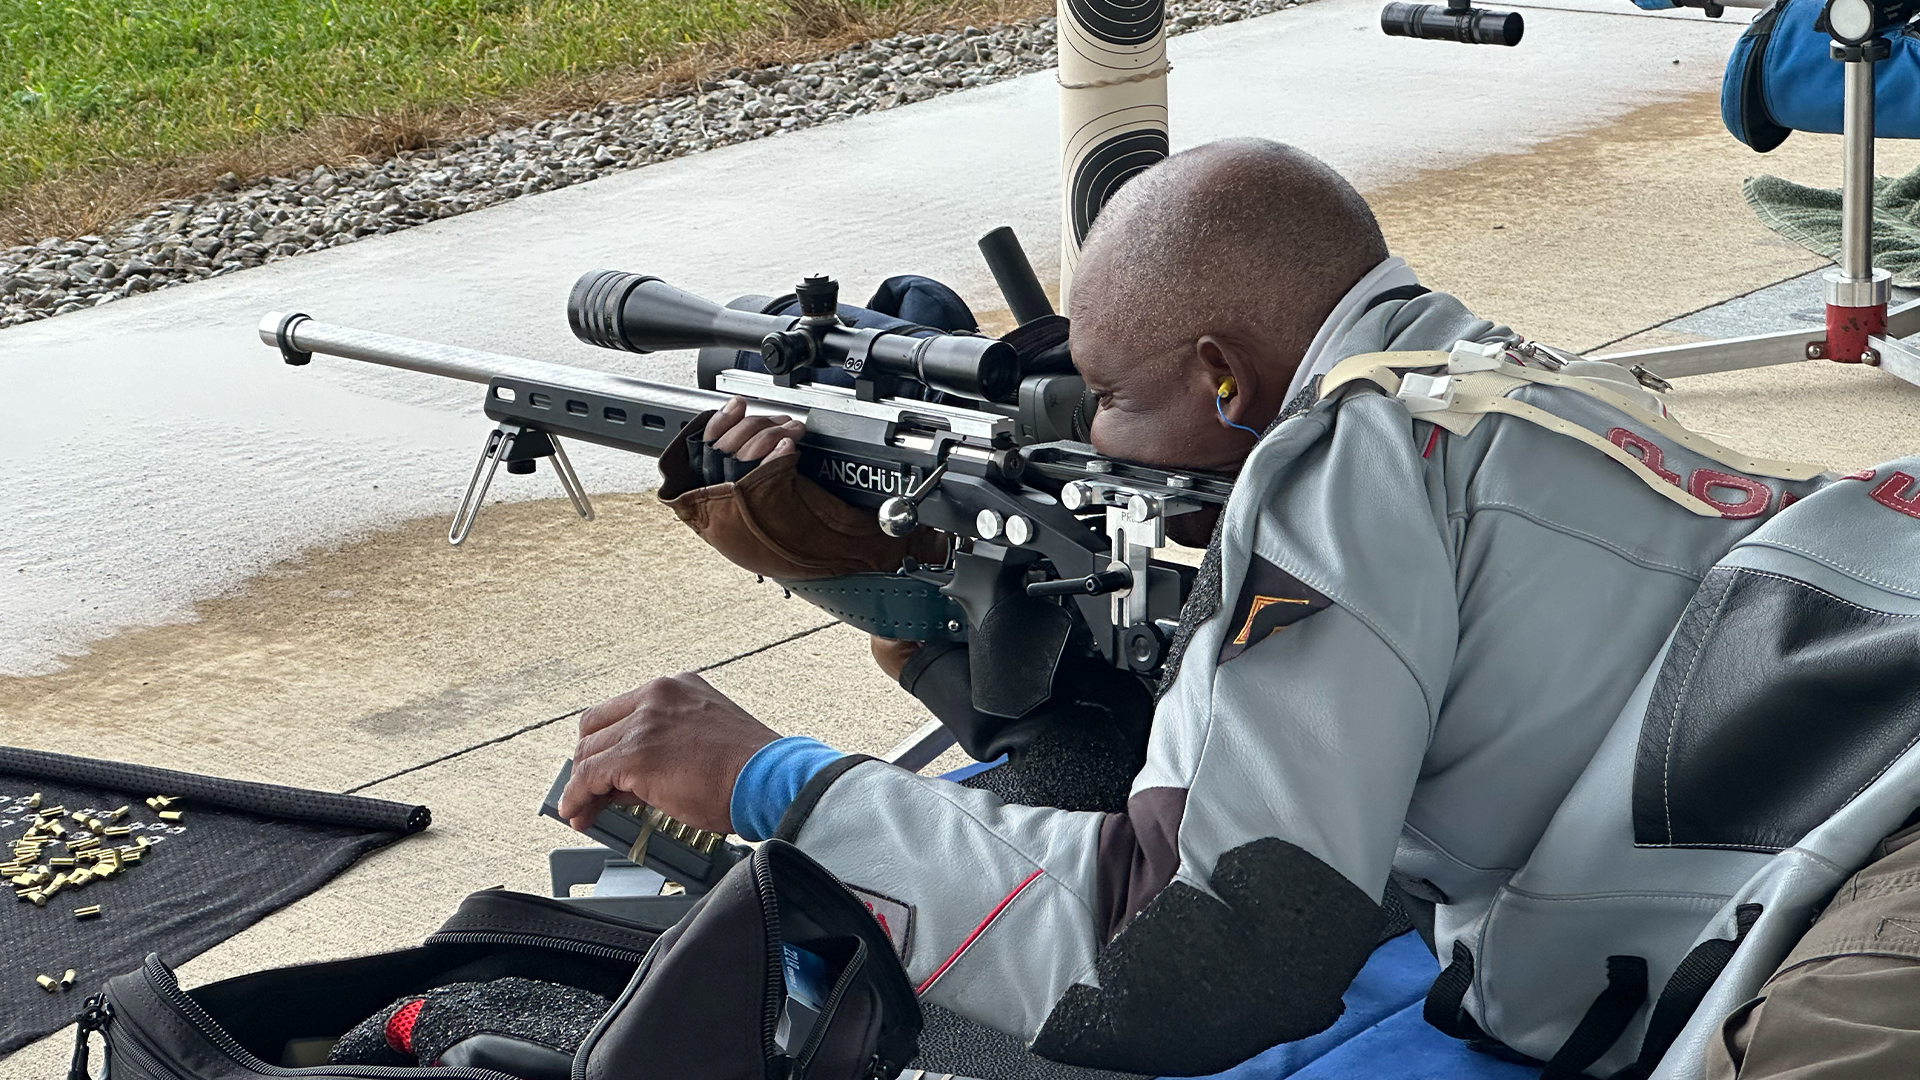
[{"left": 1317, "top": 348, "right": 1827, "bottom": 519}]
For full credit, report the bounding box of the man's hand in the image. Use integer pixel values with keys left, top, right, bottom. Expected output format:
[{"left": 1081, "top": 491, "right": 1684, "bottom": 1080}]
[
  {"left": 705, "top": 396, "right": 803, "bottom": 469},
  {"left": 558, "top": 673, "right": 780, "bottom": 835},
  {"left": 870, "top": 635, "right": 922, "bottom": 683}
]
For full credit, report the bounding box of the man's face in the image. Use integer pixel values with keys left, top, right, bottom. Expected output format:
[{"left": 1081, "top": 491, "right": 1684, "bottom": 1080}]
[{"left": 1068, "top": 281, "right": 1254, "bottom": 477}]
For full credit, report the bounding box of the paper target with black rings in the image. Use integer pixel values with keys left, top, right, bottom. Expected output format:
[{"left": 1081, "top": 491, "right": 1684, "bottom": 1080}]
[
  {"left": 1065, "top": 0, "right": 1165, "bottom": 48},
  {"left": 1059, "top": 99, "right": 1168, "bottom": 295},
  {"left": 1060, "top": 0, "right": 1167, "bottom": 72},
  {"left": 1069, "top": 125, "right": 1170, "bottom": 245}
]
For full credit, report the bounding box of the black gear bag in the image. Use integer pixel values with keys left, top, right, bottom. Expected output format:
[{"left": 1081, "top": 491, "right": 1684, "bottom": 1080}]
[{"left": 70, "top": 840, "right": 921, "bottom": 1080}]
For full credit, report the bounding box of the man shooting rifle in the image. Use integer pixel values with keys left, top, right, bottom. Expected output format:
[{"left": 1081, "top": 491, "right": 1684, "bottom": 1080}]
[{"left": 557, "top": 139, "right": 1920, "bottom": 1079}]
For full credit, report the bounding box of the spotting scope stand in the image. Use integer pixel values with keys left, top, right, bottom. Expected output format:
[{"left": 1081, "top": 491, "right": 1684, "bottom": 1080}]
[{"left": 1592, "top": 0, "right": 1920, "bottom": 387}]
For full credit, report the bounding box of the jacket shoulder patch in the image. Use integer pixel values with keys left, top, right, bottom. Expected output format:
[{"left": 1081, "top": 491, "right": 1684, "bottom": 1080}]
[{"left": 1218, "top": 555, "right": 1331, "bottom": 664}]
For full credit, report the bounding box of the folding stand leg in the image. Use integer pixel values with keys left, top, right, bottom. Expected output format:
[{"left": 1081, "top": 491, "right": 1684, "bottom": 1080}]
[{"left": 1819, "top": 32, "right": 1892, "bottom": 363}]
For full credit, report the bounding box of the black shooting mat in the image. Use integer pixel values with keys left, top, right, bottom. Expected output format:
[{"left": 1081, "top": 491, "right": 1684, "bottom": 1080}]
[{"left": 0, "top": 746, "right": 430, "bottom": 1055}]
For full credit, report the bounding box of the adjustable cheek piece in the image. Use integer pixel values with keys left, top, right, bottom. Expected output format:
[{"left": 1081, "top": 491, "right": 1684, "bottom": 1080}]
[{"left": 1215, "top": 377, "right": 1261, "bottom": 437}]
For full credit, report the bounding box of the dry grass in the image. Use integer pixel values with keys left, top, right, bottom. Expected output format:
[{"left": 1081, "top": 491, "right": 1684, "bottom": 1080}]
[{"left": 0, "top": 0, "right": 1049, "bottom": 248}]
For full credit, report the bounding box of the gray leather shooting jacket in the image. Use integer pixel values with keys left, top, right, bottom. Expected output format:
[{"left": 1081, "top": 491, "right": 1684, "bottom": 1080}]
[{"left": 777, "top": 291, "right": 1920, "bottom": 1080}]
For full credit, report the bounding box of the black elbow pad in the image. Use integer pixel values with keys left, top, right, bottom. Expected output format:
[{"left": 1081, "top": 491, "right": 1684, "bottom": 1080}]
[{"left": 1030, "top": 838, "right": 1383, "bottom": 1076}]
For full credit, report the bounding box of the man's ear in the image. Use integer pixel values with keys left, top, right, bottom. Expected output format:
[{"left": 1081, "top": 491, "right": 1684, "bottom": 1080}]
[{"left": 1194, "top": 335, "right": 1272, "bottom": 428}]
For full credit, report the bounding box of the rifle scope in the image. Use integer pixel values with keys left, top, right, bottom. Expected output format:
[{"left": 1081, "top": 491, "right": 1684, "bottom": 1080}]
[
  {"left": 569, "top": 270, "right": 1021, "bottom": 404},
  {"left": 1381, "top": 0, "right": 1522, "bottom": 45}
]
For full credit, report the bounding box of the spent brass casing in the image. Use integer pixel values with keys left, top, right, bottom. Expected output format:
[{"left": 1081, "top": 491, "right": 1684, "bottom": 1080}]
[
  {"left": 72, "top": 905, "right": 100, "bottom": 920},
  {"left": 60, "top": 969, "right": 76, "bottom": 989},
  {"left": 157, "top": 811, "right": 183, "bottom": 822},
  {"left": 35, "top": 975, "right": 56, "bottom": 993}
]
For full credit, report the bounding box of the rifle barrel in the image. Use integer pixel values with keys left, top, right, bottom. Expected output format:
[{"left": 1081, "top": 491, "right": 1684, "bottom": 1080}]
[{"left": 259, "top": 312, "right": 730, "bottom": 420}]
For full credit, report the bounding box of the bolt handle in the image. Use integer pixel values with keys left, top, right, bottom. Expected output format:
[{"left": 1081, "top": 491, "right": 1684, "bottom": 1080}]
[{"left": 1027, "top": 568, "right": 1134, "bottom": 597}]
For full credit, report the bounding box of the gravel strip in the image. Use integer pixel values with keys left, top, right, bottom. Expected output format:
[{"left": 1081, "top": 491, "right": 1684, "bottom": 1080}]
[{"left": 0, "top": 0, "right": 1304, "bottom": 329}]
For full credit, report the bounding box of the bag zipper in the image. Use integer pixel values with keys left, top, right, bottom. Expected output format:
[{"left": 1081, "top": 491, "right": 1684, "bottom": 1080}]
[
  {"left": 756, "top": 847, "right": 791, "bottom": 1080},
  {"left": 140, "top": 954, "right": 521, "bottom": 1079},
  {"left": 792, "top": 938, "right": 867, "bottom": 1078},
  {"left": 424, "top": 930, "right": 653, "bottom": 965}
]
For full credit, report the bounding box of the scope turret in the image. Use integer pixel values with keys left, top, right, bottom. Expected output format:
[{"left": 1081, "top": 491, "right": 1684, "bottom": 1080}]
[{"left": 568, "top": 270, "right": 1020, "bottom": 403}]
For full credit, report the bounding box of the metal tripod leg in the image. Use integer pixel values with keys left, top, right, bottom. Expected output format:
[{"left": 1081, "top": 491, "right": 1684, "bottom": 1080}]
[
  {"left": 546, "top": 435, "right": 596, "bottom": 523},
  {"left": 450, "top": 425, "right": 514, "bottom": 545},
  {"left": 448, "top": 423, "right": 596, "bottom": 545}
]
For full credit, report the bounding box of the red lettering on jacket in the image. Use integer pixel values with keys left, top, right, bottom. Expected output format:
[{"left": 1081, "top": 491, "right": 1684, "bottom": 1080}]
[
  {"left": 1870, "top": 472, "right": 1920, "bottom": 519},
  {"left": 1846, "top": 468, "right": 1879, "bottom": 482},
  {"left": 1607, "top": 428, "right": 1682, "bottom": 487},
  {"left": 1690, "top": 469, "right": 1771, "bottom": 519}
]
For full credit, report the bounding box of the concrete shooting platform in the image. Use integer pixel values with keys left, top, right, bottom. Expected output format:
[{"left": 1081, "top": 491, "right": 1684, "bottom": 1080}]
[{"left": 6, "top": 0, "right": 1920, "bottom": 1072}]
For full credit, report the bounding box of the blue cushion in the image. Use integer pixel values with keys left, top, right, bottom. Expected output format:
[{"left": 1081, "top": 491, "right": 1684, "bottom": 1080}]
[{"left": 1174, "top": 933, "right": 1537, "bottom": 1080}]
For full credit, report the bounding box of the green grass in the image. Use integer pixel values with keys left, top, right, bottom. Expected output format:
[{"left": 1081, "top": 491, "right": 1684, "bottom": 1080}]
[{"left": 0, "top": 0, "right": 935, "bottom": 227}]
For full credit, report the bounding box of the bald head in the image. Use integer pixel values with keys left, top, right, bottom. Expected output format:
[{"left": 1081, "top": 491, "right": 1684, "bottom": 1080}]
[
  {"left": 1072, "top": 139, "right": 1386, "bottom": 364},
  {"left": 1066, "top": 140, "right": 1389, "bottom": 486}
]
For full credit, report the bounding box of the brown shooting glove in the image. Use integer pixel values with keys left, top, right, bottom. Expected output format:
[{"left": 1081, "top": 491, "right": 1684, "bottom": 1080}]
[{"left": 658, "top": 409, "right": 946, "bottom": 581}]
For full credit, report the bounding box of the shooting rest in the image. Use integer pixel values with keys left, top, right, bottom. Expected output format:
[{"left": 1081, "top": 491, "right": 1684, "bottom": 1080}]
[{"left": 1593, "top": 0, "right": 1920, "bottom": 387}]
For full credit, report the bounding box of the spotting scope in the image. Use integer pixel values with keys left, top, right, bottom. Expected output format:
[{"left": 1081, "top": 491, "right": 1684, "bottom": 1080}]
[{"left": 569, "top": 269, "right": 1021, "bottom": 403}]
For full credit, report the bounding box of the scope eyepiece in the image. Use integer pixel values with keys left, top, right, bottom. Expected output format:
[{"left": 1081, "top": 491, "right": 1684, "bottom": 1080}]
[{"left": 1381, "top": 1, "right": 1523, "bottom": 45}]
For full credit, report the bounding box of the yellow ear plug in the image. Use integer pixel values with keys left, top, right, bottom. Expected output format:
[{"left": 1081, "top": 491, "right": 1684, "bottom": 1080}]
[{"left": 1217, "top": 377, "right": 1236, "bottom": 399}]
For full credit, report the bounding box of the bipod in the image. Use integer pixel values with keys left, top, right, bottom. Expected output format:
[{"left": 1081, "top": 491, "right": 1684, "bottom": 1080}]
[{"left": 449, "top": 423, "right": 594, "bottom": 545}]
